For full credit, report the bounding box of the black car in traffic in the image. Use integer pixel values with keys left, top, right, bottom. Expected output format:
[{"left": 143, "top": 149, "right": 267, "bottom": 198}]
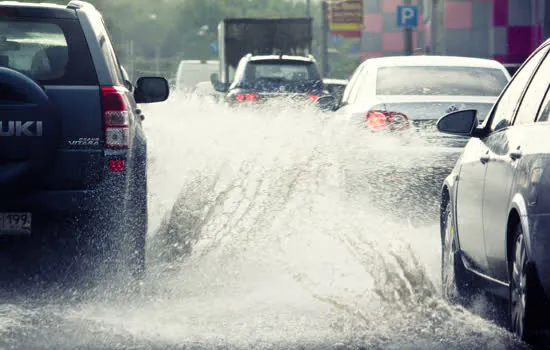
[
  {"left": 212, "top": 54, "right": 333, "bottom": 108},
  {"left": 437, "top": 39, "right": 550, "bottom": 344}
]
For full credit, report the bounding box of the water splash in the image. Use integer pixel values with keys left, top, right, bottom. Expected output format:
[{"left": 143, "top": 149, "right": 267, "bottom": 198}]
[{"left": 0, "top": 94, "right": 527, "bottom": 349}]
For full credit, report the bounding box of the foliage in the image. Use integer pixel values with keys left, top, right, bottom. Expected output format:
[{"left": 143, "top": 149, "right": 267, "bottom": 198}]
[{"left": 14, "top": 0, "right": 361, "bottom": 79}]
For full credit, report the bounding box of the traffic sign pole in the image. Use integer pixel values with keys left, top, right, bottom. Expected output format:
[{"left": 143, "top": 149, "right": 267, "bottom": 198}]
[
  {"left": 321, "top": 0, "right": 329, "bottom": 77},
  {"left": 397, "top": 4, "right": 418, "bottom": 55},
  {"left": 403, "top": 0, "right": 413, "bottom": 55}
]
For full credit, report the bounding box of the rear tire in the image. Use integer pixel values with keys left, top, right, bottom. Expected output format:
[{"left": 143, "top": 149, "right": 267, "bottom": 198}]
[
  {"left": 81, "top": 169, "right": 147, "bottom": 285},
  {"left": 115, "top": 166, "right": 147, "bottom": 283},
  {"left": 123, "top": 183, "right": 147, "bottom": 281},
  {"left": 441, "top": 201, "right": 474, "bottom": 305},
  {"left": 509, "top": 223, "right": 545, "bottom": 343}
]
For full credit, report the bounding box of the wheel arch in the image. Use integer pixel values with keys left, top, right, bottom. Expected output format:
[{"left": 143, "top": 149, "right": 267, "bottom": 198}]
[
  {"left": 440, "top": 185, "right": 451, "bottom": 245},
  {"left": 507, "top": 194, "right": 532, "bottom": 271}
]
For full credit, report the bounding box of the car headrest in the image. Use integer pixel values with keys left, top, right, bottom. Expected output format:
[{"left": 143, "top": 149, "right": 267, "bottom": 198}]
[
  {"left": 45, "top": 46, "right": 68, "bottom": 73},
  {"left": 31, "top": 45, "right": 68, "bottom": 79},
  {"left": 0, "top": 55, "right": 9, "bottom": 67}
]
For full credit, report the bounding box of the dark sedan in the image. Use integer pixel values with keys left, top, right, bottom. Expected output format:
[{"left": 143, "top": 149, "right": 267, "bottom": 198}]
[
  {"left": 218, "top": 54, "right": 332, "bottom": 108},
  {"left": 437, "top": 39, "right": 550, "bottom": 345}
]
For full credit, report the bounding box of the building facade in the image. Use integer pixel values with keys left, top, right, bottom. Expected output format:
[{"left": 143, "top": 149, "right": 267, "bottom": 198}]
[{"left": 361, "top": 0, "right": 547, "bottom": 65}]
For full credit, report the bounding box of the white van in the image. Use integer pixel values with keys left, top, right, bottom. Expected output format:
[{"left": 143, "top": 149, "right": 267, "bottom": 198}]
[{"left": 175, "top": 60, "right": 219, "bottom": 93}]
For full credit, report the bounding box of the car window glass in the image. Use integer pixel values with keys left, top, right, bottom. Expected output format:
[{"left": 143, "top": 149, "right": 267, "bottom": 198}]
[
  {"left": 515, "top": 50, "right": 550, "bottom": 125},
  {"left": 0, "top": 18, "right": 97, "bottom": 85},
  {"left": 243, "top": 61, "right": 320, "bottom": 82},
  {"left": 349, "top": 69, "right": 368, "bottom": 104},
  {"left": 376, "top": 66, "right": 508, "bottom": 96},
  {"left": 489, "top": 47, "right": 548, "bottom": 132},
  {"left": 99, "top": 33, "right": 123, "bottom": 85},
  {"left": 536, "top": 92, "right": 550, "bottom": 122},
  {"left": 341, "top": 65, "right": 364, "bottom": 104}
]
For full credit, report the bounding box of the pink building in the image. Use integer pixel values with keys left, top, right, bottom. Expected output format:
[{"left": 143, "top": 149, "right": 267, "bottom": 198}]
[{"left": 361, "top": 0, "right": 546, "bottom": 65}]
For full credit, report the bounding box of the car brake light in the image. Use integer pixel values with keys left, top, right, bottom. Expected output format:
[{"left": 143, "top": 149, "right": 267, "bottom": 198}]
[
  {"left": 388, "top": 112, "right": 410, "bottom": 131},
  {"left": 365, "top": 110, "right": 409, "bottom": 131},
  {"left": 366, "top": 111, "right": 388, "bottom": 130},
  {"left": 309, "top": 95, "right": 319, "bottom": 102},
  {"left": 235, "top": 93, "right": 260, "bottom": 101},
  {"left": 101, "top": 86, "right": 130, "bottom": 149},
  {"left": 109, "top": 159, "right": 125, "bottom": 172}
]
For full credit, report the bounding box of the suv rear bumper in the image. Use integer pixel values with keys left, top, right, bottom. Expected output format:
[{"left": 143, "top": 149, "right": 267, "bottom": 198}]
[
  {"left": 0, "top": 188, "right": 124, "bottom": 214},
  {"left": 0, "top": 171, "right": 129, "bottom": 215}
]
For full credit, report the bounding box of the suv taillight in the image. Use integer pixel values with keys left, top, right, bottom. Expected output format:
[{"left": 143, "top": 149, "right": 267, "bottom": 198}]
[
  {"left": 101, "top": 87, "right": 130, "bottom": 149},
  {"left": 235, "top": 93, "right": 260, "bottom": 101},
  {"left": 365, "top": 110, "right": 409, "bottom": 131}
]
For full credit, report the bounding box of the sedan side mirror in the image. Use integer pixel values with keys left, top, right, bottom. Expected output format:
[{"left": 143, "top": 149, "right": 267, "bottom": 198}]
[
  {"left": 316, "top": 95, "right": 338, "bottom": 111},
  {"left": 134, "top": 77, "right": 170, "bottom": 103},
  {"left": 437, "top": 109, "right": 480, "bottom": 137},
  {"left": 210, "top": 72, "right": 228, "bottom": 93}
]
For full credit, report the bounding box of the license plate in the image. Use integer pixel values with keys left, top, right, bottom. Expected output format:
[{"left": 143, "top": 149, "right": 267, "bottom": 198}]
[{"left": 0, "top": 213, "right": 32, "bottom": 235}]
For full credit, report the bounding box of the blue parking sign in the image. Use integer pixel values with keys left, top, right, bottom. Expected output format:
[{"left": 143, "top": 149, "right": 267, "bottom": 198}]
[
  {"left": 209, "top": 41, "right": 218, "bottom": 53},
  {"left": 397, "top": 5, "right": 418, "bottom": 28}
]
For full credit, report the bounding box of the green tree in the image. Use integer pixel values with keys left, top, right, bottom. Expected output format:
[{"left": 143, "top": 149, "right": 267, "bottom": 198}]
[{"left": 10, "top": 0, "right": 360, "bottom": 79}]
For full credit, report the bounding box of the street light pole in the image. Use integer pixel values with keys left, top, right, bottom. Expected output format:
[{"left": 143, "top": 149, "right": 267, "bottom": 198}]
[{"left": 306, "top": 0, "right": 310, "bottom": 17}]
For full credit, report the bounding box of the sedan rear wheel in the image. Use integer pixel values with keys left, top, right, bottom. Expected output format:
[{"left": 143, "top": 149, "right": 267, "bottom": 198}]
[
  {"left": 441, "top": 201, "right": 473, "bottom": 305},
  {"left": 509, "top": 224, "right": 544, "bottom": 343}
]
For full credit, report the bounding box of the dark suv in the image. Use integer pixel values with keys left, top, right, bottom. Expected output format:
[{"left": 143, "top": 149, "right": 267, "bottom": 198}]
[
  {"left": 0, "top": 1, "right": 169, "bottom": 280},
  {"left": 221, "top": 54, "right": 330, "bottom": 106}
]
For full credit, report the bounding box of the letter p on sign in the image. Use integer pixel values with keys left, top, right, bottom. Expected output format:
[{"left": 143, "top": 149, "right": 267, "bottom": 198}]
[{"left": 397, "top": 5, "right": 418, "bottom": 28}]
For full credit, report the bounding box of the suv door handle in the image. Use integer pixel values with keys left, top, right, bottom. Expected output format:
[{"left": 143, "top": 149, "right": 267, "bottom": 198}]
[
  {"left": 510, "top": 150, "right": 523, "bottom": 161},
  {"left": 480, "top": 151, "right": 490, "bottom": 164},
  {"left": 136, "top": 109, "right": 144, "bottom": 121}
]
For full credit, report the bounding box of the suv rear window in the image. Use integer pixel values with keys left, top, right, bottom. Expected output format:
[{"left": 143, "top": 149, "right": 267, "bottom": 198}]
[
  {"left": 0, "top": 18, "right": 98, "bottom": 85},
  {"left": 376, "top": 66, "right": 508, "bottom": 96},
  {"left": 244, "top": 60, "right": 321, "bottom": 82}
]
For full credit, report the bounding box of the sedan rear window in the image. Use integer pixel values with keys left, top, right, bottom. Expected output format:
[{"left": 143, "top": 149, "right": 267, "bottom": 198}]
[
  {"left": 0, "top": 18, "right": 97, "bottom": 85},
  {"left": 376, "top": 66, "right": 508, "bottom": 96},
  {"left": 243, "top": 60, "right": 321, "bottom": 82}
]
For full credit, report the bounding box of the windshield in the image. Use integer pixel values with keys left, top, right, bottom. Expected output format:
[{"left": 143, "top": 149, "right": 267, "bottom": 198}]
[{"left": 376, "top": 66, "right": 509, "bottom": 96}]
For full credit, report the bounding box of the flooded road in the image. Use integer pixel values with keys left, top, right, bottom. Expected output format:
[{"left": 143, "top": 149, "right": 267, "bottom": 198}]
[{"left": 0, "top": 96, "right": 528, "bottom": 349}]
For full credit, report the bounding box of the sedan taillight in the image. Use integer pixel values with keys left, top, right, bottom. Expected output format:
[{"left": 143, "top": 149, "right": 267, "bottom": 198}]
[{"left": 365, "top": 110, "right": 410, "bottom": 131}]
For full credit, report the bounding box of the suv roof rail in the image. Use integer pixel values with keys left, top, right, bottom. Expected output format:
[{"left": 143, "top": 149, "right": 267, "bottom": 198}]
[{"left": 67, "top": 1, "right": 94, "bottom": 10}]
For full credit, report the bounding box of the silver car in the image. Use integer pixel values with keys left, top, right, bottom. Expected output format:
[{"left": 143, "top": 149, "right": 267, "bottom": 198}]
[
  {"left": 338, "top": 55, "right": 511, "bottom": 222},
  {"left": 337, "top": 55, "right": 511, "bottom": 146}
]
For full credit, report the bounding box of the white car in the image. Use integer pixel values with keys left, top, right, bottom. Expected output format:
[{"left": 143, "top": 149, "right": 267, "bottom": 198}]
[
  {"left": 337, "top": 55, "right": 511, "bottom": 147},
  {"left": 338, "top": 56, "right": 512, "bottom": 223}
]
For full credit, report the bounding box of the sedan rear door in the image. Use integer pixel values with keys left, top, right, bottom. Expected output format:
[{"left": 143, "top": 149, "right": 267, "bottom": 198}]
[{"left": 483, "top": 45, "right": 550, "bottom": 282}]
